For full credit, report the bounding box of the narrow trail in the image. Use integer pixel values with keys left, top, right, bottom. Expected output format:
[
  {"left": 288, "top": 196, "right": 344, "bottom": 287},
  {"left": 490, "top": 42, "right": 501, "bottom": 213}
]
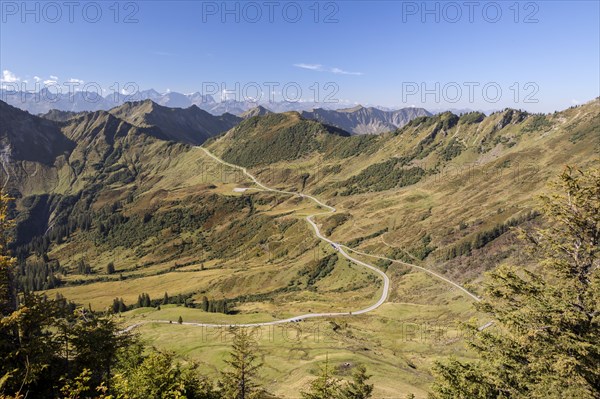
[
  {"left": 340, "top": 246, "right": 480, "bottom": 302},
  {"left": 124, "top": 146, "right": 482, "bottom": 331}
]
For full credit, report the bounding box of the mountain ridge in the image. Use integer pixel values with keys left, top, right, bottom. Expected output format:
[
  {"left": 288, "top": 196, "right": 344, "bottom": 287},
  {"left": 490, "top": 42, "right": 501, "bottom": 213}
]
[
  {"left": 301, "top": 106, "right": 431, "bottom": 134},
  {"left": 108, "top": 100, "right": 240, "bottom": 145},
  {"left": 0, "top": 101, "right": 75, "bottom": 166}
]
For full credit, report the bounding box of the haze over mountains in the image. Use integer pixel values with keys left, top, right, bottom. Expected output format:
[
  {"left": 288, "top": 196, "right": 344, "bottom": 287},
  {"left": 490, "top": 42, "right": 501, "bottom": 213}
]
[
  {"left": 2, "top": 88, "right": 435, "bottom": 134},
  {"left": 2, "top": 86, "right": 440, "bottom": 135},
  {"left": 0, "top": 88, "right": 349, "bottom": 115}
]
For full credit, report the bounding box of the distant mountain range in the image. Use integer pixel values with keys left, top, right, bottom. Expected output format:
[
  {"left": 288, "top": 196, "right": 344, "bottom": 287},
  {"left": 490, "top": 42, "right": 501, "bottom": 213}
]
[
  {"left": 2, "top": 88, "right": 436, "bottom": 133},
  {"left": 0, "top": 88, "right": 355, "bottom": 116},
  {"left": 3, "top": 85, "right": 438, "bottom": 135}
]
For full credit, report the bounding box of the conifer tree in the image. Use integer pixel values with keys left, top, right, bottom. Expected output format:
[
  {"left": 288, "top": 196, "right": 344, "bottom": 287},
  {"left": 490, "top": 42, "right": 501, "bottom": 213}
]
[
  {"left": 219, "top": 328, "right": 263, "bottom": 399},
  {"left": 301, "top": 356, "right": 340, "bottom": 399},
  {"left": 106, "top": 262, "right": 115, "bottom": 275},
  {"left": 112, "top": 298, "right": 120, "bottom": 313},
  {"left": 340, "top": 364, "right": 373, "bottom": 399},
  {"left": 119, "top": 298, "right": 126, "bottom": 313},
  {"left": 431, "top": 167, "right": 600, "bottom": 398}
]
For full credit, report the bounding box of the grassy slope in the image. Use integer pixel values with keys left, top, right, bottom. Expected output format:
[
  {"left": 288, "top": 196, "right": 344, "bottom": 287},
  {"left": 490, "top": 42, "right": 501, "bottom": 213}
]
[
  {"left": 207, "top": 100, "right": 599, "bottom": 290},
  {"left": 118, "top": 262, "right": 478, "bottom": 399}
]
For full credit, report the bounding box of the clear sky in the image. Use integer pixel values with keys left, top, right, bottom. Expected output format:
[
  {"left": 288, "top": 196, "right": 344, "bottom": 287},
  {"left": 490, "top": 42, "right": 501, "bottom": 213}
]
[{"left": 1, "top": 0, "right": 599, "bottom": 112}]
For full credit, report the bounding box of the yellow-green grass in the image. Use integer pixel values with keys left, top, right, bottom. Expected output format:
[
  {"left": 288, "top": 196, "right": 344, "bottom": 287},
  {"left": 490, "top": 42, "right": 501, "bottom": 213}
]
[
  {"left": 119, "top": 276, "right": 479, "bottom": 399},
  {"left": 44, "top": 241, "right": 381, "bottom": 314},
  {"left": 44, "top": 267, "right": 225, "bottom": 309}
]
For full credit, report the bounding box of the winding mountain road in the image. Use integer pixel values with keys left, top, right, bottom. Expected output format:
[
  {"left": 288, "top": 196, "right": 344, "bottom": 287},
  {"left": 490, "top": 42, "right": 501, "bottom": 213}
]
[{"left": 123, "top": 146, "right": 480, "bottom": 331}]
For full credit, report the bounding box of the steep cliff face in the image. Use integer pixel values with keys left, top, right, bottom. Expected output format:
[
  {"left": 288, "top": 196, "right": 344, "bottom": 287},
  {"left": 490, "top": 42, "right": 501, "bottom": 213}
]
[{"left": 301, "top": 105, "right": 431, "bottom": 134}]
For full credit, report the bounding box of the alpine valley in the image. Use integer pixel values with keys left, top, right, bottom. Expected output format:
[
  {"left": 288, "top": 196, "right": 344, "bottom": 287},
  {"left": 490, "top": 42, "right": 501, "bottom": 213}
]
[{"left": 1, "top": 95, "right": 598, "bottom": 397}]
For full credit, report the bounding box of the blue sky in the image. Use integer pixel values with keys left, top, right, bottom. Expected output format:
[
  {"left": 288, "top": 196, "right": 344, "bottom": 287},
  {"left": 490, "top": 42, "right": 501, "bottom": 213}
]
[{"left": 1, "top": 0, "right": 598, "bottom": 112}]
